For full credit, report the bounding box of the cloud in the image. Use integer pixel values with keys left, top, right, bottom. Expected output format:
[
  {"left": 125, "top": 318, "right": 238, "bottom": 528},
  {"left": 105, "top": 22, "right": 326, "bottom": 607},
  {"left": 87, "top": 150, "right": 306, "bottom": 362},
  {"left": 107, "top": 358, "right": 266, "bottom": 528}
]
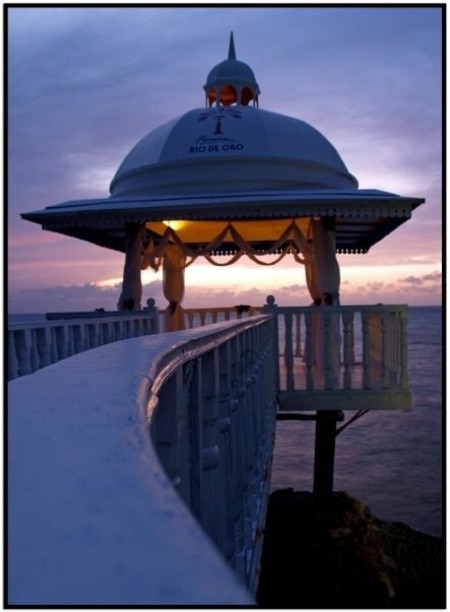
[
  {"left": 400, "top": 271, "right": 442, "bottom": 286},
  {"left": 8, "top": 279, "right": 165, "bottom": 314}
]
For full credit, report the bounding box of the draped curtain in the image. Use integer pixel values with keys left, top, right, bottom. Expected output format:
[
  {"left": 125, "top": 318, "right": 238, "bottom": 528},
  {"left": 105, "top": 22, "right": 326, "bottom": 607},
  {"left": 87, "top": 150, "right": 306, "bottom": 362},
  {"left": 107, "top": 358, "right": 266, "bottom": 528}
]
[{"left": 141, "top": 221, "right": 312, "bottom": 271}]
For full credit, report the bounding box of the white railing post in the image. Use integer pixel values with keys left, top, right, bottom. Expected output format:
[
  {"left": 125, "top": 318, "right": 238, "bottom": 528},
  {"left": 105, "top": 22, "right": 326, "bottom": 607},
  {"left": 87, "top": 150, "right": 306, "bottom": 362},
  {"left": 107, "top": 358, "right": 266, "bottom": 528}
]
[
  {"left": 284, "top": 312, "right": 294, "bottom": 391},
  {"left": 381, "top": 310, "right": 390, "bottom": 389},
  {"left": 294, "top": 312, "right": 302, "bottom": 357},
  {"left": 228, "top": 335, "right": 246, "bottom": 581},
  {"left": 323, "top": 310, "right": 333, "bottom": 390},
  {"left": 217, "top": 342, "right": 235, "bottom": 565},
  {"left": 15, "top": 329, "right": 33, "bottom": 377},
  {"left": 73, "top": 324, "right": 87, "bottom": 354},
  {"left": 263, "top": 295, "right": 280, "bottom": 393},
  {"left": 200, "top": 349, "right": 221, "bottom": 547},
  {"left": 8, "top": 331, "right": 19, "bottom": 380},
  {"left": 8, "top": 311, "right": 160, "bottom": 380},
  {"left": 56, "top": 325, "right": 71, "bottom": 361},
  {"left": 342, "top": 311, "right": 353, "bottom": 390},
  {"left": 36, "top": 327, "right": 52, "bottom": 368},
  {"left": 152, "top": 371, "right": 182, "bottom": 488},
  {"left": 361, "top": 311, "right": 371, "bottom": 389},
  {"left": 29, "top": 329, "right": 40, "bottom": 372},
  {"left": 304, "top": 311, "right": 314, "bottom": 390},
  {"left": 143, "top": 297, "right": 159, "bottom": 333},
  {"left": 400, "top": 309, "right": 409, "bottom": 389}
]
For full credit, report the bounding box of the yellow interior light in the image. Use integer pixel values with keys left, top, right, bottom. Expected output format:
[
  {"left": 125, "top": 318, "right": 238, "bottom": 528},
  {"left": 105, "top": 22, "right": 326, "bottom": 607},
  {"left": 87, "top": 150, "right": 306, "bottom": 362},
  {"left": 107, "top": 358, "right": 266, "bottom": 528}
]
[{"left": 162, "top": 220, "right": 187, "bottom": 231}]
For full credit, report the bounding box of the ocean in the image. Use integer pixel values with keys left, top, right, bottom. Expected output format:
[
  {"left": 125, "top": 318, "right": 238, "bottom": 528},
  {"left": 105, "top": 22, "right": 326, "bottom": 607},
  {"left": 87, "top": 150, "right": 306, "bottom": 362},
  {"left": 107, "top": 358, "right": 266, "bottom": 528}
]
[
  {"left": 8, "top": 306, "right": 442, "bottom": 536},
  {"left": 270, "top": 306, "right": 443, "bottom": 537}
]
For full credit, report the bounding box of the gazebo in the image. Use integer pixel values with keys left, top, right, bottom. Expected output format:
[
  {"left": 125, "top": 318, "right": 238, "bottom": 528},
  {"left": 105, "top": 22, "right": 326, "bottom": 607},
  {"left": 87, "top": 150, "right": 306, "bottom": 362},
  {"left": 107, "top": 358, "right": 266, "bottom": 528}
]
[
  {"left": 19, "top": 33, "right": 427, "bottom": 500},
  {"left": 22, "top": 33, "right": 424, "bottom": 331}
]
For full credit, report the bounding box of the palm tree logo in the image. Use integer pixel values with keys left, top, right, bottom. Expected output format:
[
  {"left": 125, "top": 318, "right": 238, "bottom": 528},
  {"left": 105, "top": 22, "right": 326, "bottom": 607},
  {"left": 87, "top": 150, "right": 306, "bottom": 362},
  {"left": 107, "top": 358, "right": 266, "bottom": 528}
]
[{"left": 198, "top": 108, "right": 241, "bottom": 136}]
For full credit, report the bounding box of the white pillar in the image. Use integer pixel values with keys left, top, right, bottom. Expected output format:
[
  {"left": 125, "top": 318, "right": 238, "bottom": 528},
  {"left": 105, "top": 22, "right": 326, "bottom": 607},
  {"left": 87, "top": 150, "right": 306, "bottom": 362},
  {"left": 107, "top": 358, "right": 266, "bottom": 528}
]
[
  {"left": 309, "top": 218, "right": 341, "bottom": 389},
  {"left": 118, "top": 223, "right": 144, "bottom": 311}
]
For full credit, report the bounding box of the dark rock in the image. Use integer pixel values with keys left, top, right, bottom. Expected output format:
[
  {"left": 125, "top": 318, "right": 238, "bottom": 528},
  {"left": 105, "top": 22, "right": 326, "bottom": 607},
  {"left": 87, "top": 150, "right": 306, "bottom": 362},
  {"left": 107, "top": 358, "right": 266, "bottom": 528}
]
[{"left": 257, "top": 489, "right": 444, "bottom": 608}]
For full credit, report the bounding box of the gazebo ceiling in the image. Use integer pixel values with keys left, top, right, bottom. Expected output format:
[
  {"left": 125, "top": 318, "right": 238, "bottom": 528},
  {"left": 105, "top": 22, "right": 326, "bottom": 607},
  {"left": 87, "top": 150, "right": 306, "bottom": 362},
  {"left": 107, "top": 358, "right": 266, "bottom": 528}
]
[{"left": 21, "top": 33, "right": 425, "bottom": 258}]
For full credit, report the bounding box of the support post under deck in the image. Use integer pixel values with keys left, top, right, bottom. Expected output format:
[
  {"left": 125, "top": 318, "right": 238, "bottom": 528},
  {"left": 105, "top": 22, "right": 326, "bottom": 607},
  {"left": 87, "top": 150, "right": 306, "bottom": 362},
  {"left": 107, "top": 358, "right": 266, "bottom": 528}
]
[{"left": 313, "top": 410, "right": 343, "bottom": 501}]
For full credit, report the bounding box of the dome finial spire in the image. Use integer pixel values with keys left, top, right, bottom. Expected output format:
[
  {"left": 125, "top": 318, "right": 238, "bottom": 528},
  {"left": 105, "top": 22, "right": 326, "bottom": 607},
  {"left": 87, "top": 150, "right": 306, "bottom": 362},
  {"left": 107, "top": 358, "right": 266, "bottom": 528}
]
[
  {"left": 228, "top": 31, "right": 236, "bottom": 60},
  {"left": 204, "top": 33, "right": 260, "bottom": 107}
]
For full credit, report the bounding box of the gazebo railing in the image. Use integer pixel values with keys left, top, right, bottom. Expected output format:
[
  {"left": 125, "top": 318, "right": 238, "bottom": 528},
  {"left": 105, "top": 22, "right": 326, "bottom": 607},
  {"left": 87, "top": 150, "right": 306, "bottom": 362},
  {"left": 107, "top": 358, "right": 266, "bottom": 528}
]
[
  {"left": 8, "top": 316, "right": 277, "bottom": 604},
  {"left": 8, "top": 309, "right": 159, "bottom": 381},
  {"left": 148, "top": 315, "right": 278, "bottom": 592},
  {"left": 182, "top": 305, "right": 264, "bottom": 328},
  {"left": 9, "top": 299, "right": 411, "bottom": 411},
  {"left": 263, "top": 301, "right": 410, "bottom": 411}
]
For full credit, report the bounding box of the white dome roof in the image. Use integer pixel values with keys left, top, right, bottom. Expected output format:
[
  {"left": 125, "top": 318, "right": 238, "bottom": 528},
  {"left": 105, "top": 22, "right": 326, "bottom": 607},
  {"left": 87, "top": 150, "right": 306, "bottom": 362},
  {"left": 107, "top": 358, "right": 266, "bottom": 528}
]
[
  {"left": 110, "top": 106, "right": 358, "bottom": 197},
  {"left": 21, "top": 33, "right": 424, "bottom": 256}
]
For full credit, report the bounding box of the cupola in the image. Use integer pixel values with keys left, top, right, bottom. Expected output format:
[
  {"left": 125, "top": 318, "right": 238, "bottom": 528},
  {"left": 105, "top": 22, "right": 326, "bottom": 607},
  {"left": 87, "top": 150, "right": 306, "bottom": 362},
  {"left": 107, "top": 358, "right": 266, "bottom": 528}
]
[{"left": 203, "top": 32, "right": 260, "bottom": 107}]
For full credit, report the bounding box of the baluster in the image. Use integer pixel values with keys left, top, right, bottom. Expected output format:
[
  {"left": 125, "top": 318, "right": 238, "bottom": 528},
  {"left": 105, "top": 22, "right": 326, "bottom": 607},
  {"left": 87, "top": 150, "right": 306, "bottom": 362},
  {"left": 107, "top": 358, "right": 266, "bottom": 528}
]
[
  {"left": 8, "top": 330, "right": 19, "bottom": 380},
  {"left": 304, "top": 312, "right": 314, "bottom": 390},
  {"left": 97, "top": 321, "right": 104, "bottom": 346},
  {"left": 136, "top": 318, "right": 143, "bottom": 336},
  {"left": 396, "top": 311, "right": 402, "bottom": 378},
  {"left": 323, "top": 311, "right": 333, "bottom": 390},
  {"left": 295, "top": 312, "right": 302, "bottom": 357},
  {"left": 400, "top": 309, "right": 409, "bottom": 389},
  {"left": 389, "top": 313, "right": 395, "bottom": 376},
  {"left": 136, "top": 318, "right": 143, "bottom": 337},
  {"left": 103, "top": 319, "right": 111, "bottom": 344},
  {"left": 217, "top": 342, "right": 234, "bottom": 564},
  {"left": 152, "top": 371, "right": 182, "bottom": 486},
  {"left": 381, "top": 311, "right": 390, "bottom": 388},
  {"left": 143, "top": 298, "right": 155, "bottom": 332},
  {"left": 121, "top": 319, "right": 129, "bottom": 339},
  {"left": 394, "top": 312, "right": 400, "bottom": 382},
  {"left": 237, "top": 333, "right": 254, "bottom": 571},
  {"left": 284, "top": 313, "right": 294, "bottom": 390},
  {"left": 129, "top": 319, "right": 136, "bottom": 337},
  {"left": 29, "top": 329, "right": 40, "bottom": 372},
  {"left": 55, "top": 326, "right": 70, "bottom": 360},
  {"left": 200, "top": 349, "right": 221, "bottom": 547},
  {"left": 110, "top": 321, "right": 117, "bottom": 342},
  {"left": 36, "top": 327, "right": 52, "bottom": 368},
  {"left": 348, "top": 311, "right": 355, "bottom": 364},
  {"left": 245, "top": 331, "right": 259, "bottom": 537},
  {"left": 66, "top": 325, "right": 76, "bottom": 357},
  {"left": 228, "top": 335, "right": 246, "bottom": 581},
  {"left": 89, "top": 323, "right": 100, "bottom": 347},
  {"left": 200, "top": 311, "right": 206, "bottom": 326},
  {"left": 361, "top": 312, "right": 371, "bottom": 389},
  {"left": 73, "top": 324, "right": 86, "bottom": 353},
  {"left": 184, "top": 358, "right": 202, "bottom": 522},
  {"left": 15, "top": 329, "right": 33, "bottom": 376},
  {"left": 342, "top": 311, "right": 352, "bottom": 389},
  {"left": 49, "top": 327, "right": 58, "bottom": 363}
]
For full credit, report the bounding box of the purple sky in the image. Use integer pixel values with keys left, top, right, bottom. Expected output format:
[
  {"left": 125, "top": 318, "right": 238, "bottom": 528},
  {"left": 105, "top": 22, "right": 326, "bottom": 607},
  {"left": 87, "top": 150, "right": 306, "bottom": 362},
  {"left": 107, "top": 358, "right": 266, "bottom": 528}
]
[{"left": 8, "top": 5, "right": 442, "bottom": 313}]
